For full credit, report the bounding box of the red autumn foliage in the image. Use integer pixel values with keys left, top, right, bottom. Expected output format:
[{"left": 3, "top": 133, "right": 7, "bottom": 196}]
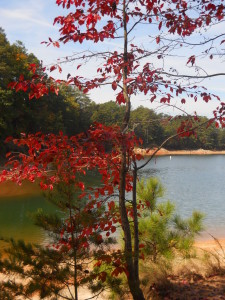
[
  {"left": 2, "top": 1, "right": 225, "bottom": 299},
  {"left": 0, "top": 124, "right": 141, "bottom": 192},
  {"left": 0, "top": 124, "right": 146, "bottom": 285},
  {"left": 6, "top": 0, "right": 225, "bottom": 126}
]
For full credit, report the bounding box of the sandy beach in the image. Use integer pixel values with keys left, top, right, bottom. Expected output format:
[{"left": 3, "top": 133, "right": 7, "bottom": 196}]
[
  {"left": 1, "top": 237, "right": 225, "bottom": 299},
  {"left": 135, "top": 147, "right": 225, "bottom": 156},
  {"left": 195, "top": 238, "right": 225, "bottom": 251}
]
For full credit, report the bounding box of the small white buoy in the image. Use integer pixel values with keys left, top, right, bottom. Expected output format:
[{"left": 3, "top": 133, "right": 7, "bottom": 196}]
[{"left": 170, "top": 156, "right": 172, "bottom": 160}]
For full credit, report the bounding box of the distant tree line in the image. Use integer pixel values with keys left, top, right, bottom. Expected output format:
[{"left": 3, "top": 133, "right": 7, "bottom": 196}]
[
  {"left": 92, "top": 102, "right": 225, "bottom": 150},
  {"left": 1, "top": 28, "right": 225, "bottom": 160}
]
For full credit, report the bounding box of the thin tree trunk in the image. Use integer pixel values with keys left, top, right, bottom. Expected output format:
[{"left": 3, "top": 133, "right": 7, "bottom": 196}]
[
  {"left": 119, "top": 1, "right": 145, "bottom": 299},
  {"left": 68, "top": 193, "right": 78, "bottom": 300},
  {"left": 132, "top": 165, "right": 139, "bottom": 283}
]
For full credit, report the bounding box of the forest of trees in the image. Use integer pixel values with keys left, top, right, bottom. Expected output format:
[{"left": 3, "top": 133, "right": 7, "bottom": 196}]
[{"left": 1, "top": 27, "right": 225, "bottom": 161}]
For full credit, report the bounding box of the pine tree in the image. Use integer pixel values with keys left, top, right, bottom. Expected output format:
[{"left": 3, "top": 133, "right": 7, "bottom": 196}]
[
  {"left": 137, "top": 178, "right": 204, "bottom": 262},
  {"left": 0, "top": 176, "right": 116, "bottom": 300}
]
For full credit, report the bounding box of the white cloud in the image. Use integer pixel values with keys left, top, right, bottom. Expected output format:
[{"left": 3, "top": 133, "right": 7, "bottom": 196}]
[{"left": 0, "top": 8, "right": 53, "bottom": 28}]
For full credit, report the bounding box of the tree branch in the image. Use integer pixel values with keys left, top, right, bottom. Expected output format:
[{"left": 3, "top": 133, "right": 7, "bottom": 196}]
[{"left": 137, "top": 118, "right": 214, "bottom": 171}]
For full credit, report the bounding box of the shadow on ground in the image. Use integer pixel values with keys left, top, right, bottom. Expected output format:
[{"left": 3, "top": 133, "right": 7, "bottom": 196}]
[{"left": 148, "top": 275, "right": 225, "bottom": 300}]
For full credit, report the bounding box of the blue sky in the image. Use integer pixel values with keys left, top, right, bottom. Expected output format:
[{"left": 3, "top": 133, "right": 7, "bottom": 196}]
[
  {"left": 1, "top": 1, "right": 57, "bottom": 48},
  {"left": 1, "top": 0, "right": 225, "bottom": 117}
]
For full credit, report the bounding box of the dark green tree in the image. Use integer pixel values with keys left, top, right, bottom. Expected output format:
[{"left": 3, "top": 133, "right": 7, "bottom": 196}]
[
  {"left": 91, "top": 101, "right": 125, "bottom": 126},
  {"left": 218, "top": 128, "right": 225, "bottom": 149},
  {"left": 130, "top": 106, "right": 165, "bottom": 147}
]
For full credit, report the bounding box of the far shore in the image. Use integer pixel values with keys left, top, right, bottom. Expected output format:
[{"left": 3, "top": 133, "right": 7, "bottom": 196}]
[
  {"left": 135, "top": 147, "right": 225, "bottom": 156},
  {"left": 0, "top": 180, "right": 40, "bottom": 198}
]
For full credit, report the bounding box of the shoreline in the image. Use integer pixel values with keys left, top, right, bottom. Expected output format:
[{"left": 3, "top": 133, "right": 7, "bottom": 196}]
[
  {"left": 1, "top": 237, "right": 225, "bottom": 300},
  {"left": 195, "top": 238, "right": 225, "bottom": 251},
  {"left": 135, "top": 147, "right": 225, "bottom": 156}
]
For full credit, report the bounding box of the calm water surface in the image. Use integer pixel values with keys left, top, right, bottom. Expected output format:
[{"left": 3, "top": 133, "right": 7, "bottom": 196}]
[
  {"left": 138, "top": 155, "right": 225, "bottom": 239},
  {"left": 0, "top": 156, "right": 225, "bottom": 247},
  {"left": 0, "top": 194, "right": 54, "bottom": 250}
]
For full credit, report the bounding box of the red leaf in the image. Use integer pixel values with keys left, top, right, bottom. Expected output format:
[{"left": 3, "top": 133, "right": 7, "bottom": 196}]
[
  {"left": 79, "top": 192, "right": 87, "bottom": 199},
  {"left": 108, "top": 201, "right": 115, "bottom": 210},
  {"left": 158, "top": 21, "right": 162, "bottom": 30},
  {"left": 116, "top": 93, "right": 125, "bottom": 104},
  {"left": 19, "top": 74, "right": 24, "bottom": 81},
  {"left": 156, "top": 36, "right": 160, "bottom": 44},
  {"left": 140, "top": 252, "right": 145, "bottom": 260},
  {"left": 99, "top": 271, "right": 107, "bottom": 282},
  {"left": 187, "top": 55, "right": 195, "bottom": 66},
  {"left": 124, "top": 78, "right": 133, "bottom": 84},
  {"left": 111, "top": 226, "right": 116, "bottom": 233},
  {"left": 50, "top": 65, "right": 56, "bottom": 72},
  {"left": 111, "top": 267, "right": 124, "bottom": 277},
  {"left": 150, "top": 95, "right": 156, "bottom": 102},
  {"left": 15, "top": 83, "right": 22, "bottom": 92},
  {"left": 6, "top": 152, "right": 12, "bottom": 158},
  {"left": 58, "top": 65, "right": 62, "bottom": 73},
  {"left": 55, "top": 88, "right": 59, "bottom": 95},
  {"left": 54, "top": 41, "right": 60, "bottom": 48},
  {"left": 136, "top": 154, "right": 143, "bottom": 160},
  {"left": 7, "top": 82, "right": 17, "bottom": 89},
  {"left": 112, "top": 81, "right": 117, "bottom": 91}
]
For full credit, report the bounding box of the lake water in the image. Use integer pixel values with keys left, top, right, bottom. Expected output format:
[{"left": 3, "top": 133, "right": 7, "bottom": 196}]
[
  {"left": 0, "top": 155, "right": 225, "bottom": 248},
  {"left": 138, "top": 155, "right": 225, "bottom": 240}
]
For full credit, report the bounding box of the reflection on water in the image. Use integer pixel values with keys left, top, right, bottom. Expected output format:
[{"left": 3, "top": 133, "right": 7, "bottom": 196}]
[
  {"left": 0, "top": 172, "right": 102, "bottom": 250},
  {"left": 0, "top": 156, "right": 225, "bottom": 246},
  {"left": 0, "top": 193, "right": 53, "bottom": 251}
]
